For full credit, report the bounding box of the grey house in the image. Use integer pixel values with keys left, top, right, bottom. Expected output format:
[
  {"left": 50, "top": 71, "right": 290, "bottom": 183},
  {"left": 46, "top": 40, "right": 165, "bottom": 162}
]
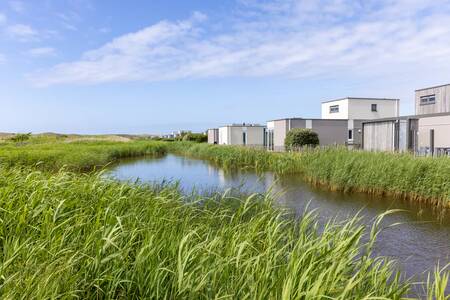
[
  {"left": 362, "top": 83, "right": 450, "bottom": 155},
  {"left": 266, "top": 118, "right": 353, "bottom": 151}
]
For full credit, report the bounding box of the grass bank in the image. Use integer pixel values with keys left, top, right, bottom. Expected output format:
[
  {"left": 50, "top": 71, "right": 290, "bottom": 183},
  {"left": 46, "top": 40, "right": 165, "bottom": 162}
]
[
  {"left": 0, "top": 166, "right": 436, "bottom": 299},
  {"left": 168, "top": 143, "right": 450, "bottom": 207},
  {"left": 0, "top": 140, "right": 167, "bottom": 172}
]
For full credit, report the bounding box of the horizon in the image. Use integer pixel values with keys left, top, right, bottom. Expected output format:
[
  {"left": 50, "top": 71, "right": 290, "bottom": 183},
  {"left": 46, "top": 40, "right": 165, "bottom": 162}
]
[{"left": 2, "top": 0, "right": 450, "bottom": 135}]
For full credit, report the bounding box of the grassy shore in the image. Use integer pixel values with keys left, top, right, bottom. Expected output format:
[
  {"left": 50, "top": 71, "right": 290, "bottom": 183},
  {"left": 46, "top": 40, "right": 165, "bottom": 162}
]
[
  {"left": 168, "top": 143, "right": 450, "bottom": 207},
  {"left": 0, "top": 138, "right": 448, "bottom": 298},
  {"left": 0, "top": 139, "right": 167, "bottom": 172},
  {"left": 0, "top": 166, "right": 421, "bottom": 298}
]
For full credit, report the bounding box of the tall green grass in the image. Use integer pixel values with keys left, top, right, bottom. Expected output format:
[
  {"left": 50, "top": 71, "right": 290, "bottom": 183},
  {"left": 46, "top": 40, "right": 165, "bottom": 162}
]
[
  {"left": 0, "top": 166, "right": 418, "bottom": 298},
  {"left": 0, "top": 140, "right": 167, "bottom": 172},
  {"left": 168, "top": 143, "right": 450, "bottom": 206}
]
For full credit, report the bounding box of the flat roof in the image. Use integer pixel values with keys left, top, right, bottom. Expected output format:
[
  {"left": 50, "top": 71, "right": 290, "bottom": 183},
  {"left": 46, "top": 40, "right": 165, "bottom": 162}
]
[
  {"left": 321, "top": 97, "right": 399, "bottom": 104},
  {"left": 267, "top": 117, "right": 351, "bottom": 122},
  {"left": 362, "top": 112, "right": 450, "bottom": 124},
  {"left": 219, "top": 124, "right": 265, "bottom": 128},
  {"left": 415, "top": 83, "right": 450, "bottom": 92}
]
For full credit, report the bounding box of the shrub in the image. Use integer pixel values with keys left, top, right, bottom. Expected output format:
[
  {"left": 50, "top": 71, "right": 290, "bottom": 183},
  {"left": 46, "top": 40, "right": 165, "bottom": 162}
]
[
  {"left": 285, "top": 128, "right": 319, "bottom": 149},
  {"left": 9, "top": 132, "right": 32, "bottom": 143},
  {"left": 182, "top": 133, "right": 207, "bottom": 143}
]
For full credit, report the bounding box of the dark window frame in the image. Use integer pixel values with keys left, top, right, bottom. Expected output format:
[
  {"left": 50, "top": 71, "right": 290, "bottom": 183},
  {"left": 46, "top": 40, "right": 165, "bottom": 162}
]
[
  {"left": 329, "top": 105, "right": 339, "bottom": 113},
  {"left": 420, "top": 95, "right": 436, "bottom": 105},
  {"left": 371, "top": 104, "right": 377, "bottom": 112}
]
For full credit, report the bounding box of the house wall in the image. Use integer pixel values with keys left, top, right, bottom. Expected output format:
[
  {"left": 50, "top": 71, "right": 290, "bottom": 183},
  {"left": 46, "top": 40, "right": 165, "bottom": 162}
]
[
  {"left": 207, "top": 129, "right": 218, "bottom": 144},
  {"left": 311, "top": 120, "right": 348, "bottom": 145},
  {"left": 218, "top": 127, "right": 229, "bottom": 145},
  {"left": 246, "top": 127, "right": 265, "bottom": 146},
  {"left": 347, "top": 99, "right": 399, "bottom": 119},
  {"left": 218, "top": 126, "right": 265, "bottom": 146},
  {"left": 363, "top": 121, "right": 396, "bottom": 152},
  {"left": 415, "top": 85, "right": 450, "bottom": 115},
  {"left": 273, "top": 120, "right": 289, "bottom": 149},
  {"left": 271, "top": 119, "right": 347, "bottom": 150},
  {"left": 321, "top": 99, "right": 349, "bottom": 119},
  {"left": 417, "top": 115, "right": 450, "bottom": 148}
]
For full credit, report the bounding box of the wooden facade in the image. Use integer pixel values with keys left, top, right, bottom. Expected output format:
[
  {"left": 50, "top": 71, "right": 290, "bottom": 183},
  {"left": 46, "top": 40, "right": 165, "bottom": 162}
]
[{"left": 415, "top": 84, "right": 450, "bottom": 115}]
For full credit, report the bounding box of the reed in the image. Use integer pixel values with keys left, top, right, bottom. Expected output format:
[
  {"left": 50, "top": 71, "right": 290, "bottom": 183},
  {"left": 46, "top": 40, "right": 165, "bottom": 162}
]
[
  {"left": 0, "top": 166, "right": 416, "bottom": 299},
  {"left": 167, "top": 143, "right": 450, "bottom": 207},
  {"left": 0, "top": 140, "right": 167, "bottom": 172}
]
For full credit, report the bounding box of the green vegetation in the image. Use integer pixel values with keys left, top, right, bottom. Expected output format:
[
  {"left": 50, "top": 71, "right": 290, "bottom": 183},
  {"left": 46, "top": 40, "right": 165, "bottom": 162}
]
[
  {"left": 0, "top": 137, "right": 448, "bottom": 298},
  {"left": 285, "top": 128, "right": 319, "bottom": 150},
  {"left": 0, "top": 166, "right": 414, "bottom": 298},
  {"left": 0, "top": 140, "right": 167, "bottom": 172},
  {"left": 8, "top": 132, "right": 32, "bottom": 143},
  {"left": 168, "top": 143, "right": 450, "bottom": 207},
  {"left": 181, "top": 132, "right": 207, "bottom": 143}
]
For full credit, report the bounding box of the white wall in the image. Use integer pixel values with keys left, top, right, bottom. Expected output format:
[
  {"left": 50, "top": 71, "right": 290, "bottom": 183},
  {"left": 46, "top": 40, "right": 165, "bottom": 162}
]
[
  {"left": 321, "top": 99, "right": 349, "bottom": 119},
  {"left": 322, "top": 98, "right": 399, "bottom": 120},
  {"left": 218, "top": 127, "right": 229, "bottom": 144},
  {"left": 347, "top": 99, "right": 399, "bottom": 120}
]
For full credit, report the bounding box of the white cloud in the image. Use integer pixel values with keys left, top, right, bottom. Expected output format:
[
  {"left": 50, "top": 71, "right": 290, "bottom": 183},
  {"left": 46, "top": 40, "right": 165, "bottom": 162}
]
[
  {"left": 9, "top": 1, "right": 25, "bottom": 13},
  {"left": 30, "top": 1, "right": 450, "bottom": 87},
  {"left": 6, "top": 24, "right": 38, "bottom": 41},
  {"left": 27, "top": 47, "right": 56, "bottom": 57}
]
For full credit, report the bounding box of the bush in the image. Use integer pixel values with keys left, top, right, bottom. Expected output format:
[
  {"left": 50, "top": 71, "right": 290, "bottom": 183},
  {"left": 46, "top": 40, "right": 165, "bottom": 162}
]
[
  {"left": 9, "top": 133, "right": 32, "bottom": 143},
  {"left": 285, "top": 128, "right": 319, "bottom": 149},
  {"left": 182, "top": 133, "right": 207, "bottom": 143}
]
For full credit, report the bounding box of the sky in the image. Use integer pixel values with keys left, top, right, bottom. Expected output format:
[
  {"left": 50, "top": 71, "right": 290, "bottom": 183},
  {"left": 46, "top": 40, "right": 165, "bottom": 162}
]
[{"left": 1, "top": 0, "right": 450, "bottom": 134}]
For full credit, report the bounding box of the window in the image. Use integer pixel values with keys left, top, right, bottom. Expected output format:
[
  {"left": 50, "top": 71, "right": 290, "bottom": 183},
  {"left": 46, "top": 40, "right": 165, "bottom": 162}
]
[
  {"left": 348, "top": 129, "right": 353, "bottom": 140},
  {"left": 329, "top": 105, "right": 339, "bottom": 113},
  {"left": 420, "top": 95, "right": 436, "bottom": 105},
  {"left": 371, "top": 104, "right": 377, "bottom": 112}
]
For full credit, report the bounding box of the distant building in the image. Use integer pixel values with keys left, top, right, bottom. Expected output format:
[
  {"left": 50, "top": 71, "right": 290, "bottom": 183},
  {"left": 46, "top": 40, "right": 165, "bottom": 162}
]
[
  {"left": 218, "top": 124, "right": 266, "bottom": 147},
  {"left": 266, "top": 118, "right": 349, "bottom": 151},
  {"left": 207, "top": 128, "right": 219, "bottom": 144},
  {"left": 321, "top": 97, "right": 400, "bottom": 147}
]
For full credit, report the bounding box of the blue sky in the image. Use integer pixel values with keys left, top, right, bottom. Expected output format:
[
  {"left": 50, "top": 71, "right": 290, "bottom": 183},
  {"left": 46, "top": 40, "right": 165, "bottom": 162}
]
[{"left": 1, "top": 0, "right": 450, "bottom": 134}]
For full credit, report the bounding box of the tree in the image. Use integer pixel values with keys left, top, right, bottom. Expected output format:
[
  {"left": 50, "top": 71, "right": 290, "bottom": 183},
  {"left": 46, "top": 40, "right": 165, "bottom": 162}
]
[{"left": 284, "top": 128, "right": 319, "bottom": 150}]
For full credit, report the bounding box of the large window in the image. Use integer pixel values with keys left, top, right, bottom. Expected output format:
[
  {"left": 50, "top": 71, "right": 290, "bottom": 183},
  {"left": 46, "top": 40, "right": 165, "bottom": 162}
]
[
  {"left": 420, "top": 95, "right": 436, "bottom": 105},
  {"left": 371, "top": 104, "right": 377, "bottom": 112},
  {"left": 329, "top": 105, "right": 339, "bottom": 113}
]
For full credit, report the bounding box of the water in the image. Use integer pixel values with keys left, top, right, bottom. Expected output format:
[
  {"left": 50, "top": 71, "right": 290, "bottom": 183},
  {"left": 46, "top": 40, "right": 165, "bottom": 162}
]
[{"left": 108, "top": 154, "right": 450, "bottom": 294}]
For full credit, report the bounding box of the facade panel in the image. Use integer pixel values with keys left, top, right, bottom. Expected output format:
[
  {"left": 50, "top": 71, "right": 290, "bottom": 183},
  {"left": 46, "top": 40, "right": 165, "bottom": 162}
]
[{"left": 415, "top": 84, "right": 450, "bottom": 115}]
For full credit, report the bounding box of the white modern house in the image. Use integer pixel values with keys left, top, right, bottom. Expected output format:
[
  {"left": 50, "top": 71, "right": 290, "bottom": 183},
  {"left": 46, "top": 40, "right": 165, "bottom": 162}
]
[
  {"left": 322, "top": 97, "right": 400, "bottom": 147},
  {"left": 218, "top": 124, "right": 266, "bottom": 147}
]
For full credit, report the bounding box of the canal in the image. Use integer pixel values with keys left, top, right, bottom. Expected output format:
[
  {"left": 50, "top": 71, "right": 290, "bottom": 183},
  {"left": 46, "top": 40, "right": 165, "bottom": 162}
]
[{"left": 108, "top": 154, "right": 450, "bottom": 294}]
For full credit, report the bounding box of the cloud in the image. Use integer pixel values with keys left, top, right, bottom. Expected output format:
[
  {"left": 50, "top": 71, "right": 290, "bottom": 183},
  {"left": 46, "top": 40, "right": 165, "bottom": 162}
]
[
  {"left": 30, "top": 1, "right": 450, "bottom": 87},
  {"left": 27, "top": 47, "right": 56, "bottom": 57},
  {"left": 9, "top": 1, "right": 25, "bottom": 13},
  {"left": 6, "top": 24, "right": 38, "bottom": 41}
]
